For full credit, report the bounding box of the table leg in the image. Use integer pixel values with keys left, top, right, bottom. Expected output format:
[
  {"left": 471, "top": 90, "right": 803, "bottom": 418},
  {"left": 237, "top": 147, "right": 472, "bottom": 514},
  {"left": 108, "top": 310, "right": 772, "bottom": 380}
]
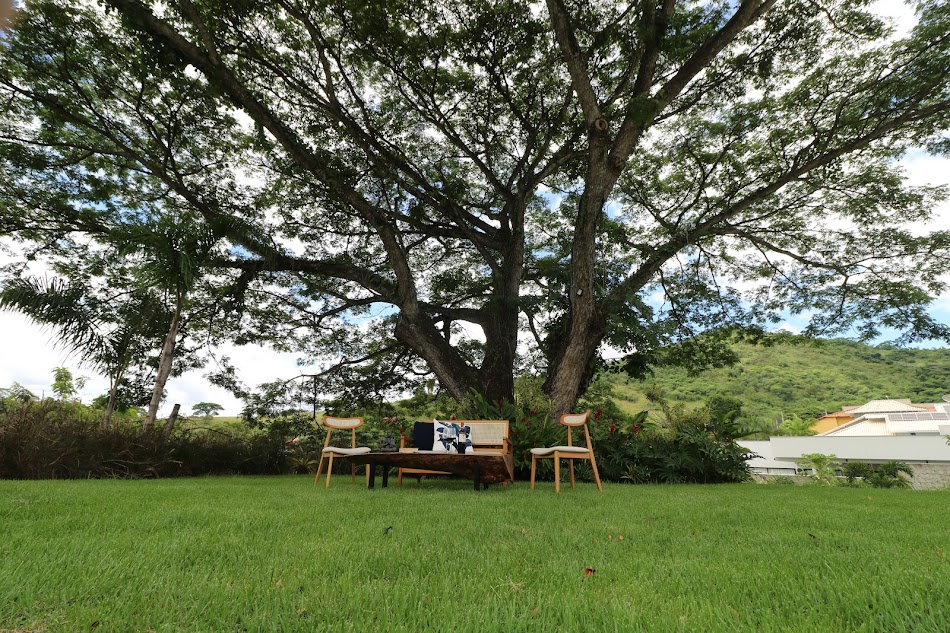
[
  {"left": 382, "top": 465, "right": 390, "bottom": 488},
  {"left": 473, "top": 462, "right": 481, "bottom": 491},
  {"left": 367, "top": 460, "right": 376, "bottom": 489}
]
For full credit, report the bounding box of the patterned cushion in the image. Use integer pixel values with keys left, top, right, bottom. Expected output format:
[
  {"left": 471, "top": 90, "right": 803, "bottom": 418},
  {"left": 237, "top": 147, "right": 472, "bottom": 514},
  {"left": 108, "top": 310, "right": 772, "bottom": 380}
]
[
  {"left": 432, "top": 419, "right": 460, "bottom": 453},
  {"left": 458, "top": 424, "right": 474, "bottom": 454}
]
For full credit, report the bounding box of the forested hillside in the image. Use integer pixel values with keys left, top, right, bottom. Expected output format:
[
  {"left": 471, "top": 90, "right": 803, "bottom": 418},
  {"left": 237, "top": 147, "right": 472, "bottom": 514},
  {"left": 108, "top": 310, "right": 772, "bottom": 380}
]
[{"left": 604, "top": 337, "right": 950, "bottom": 426}]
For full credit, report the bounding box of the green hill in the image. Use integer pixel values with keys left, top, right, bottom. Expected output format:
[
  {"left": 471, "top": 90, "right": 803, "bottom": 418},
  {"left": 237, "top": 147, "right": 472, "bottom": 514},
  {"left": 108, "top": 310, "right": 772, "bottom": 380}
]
[{"left": 604, "top": 337, "right": 950, "bottom": 425}]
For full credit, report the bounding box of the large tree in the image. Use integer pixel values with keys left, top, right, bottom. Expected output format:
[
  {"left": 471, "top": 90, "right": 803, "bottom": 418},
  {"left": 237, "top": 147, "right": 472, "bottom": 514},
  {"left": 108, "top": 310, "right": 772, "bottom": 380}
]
[{"left": 1, "top": 0, "right": 949, "bottom": 416}]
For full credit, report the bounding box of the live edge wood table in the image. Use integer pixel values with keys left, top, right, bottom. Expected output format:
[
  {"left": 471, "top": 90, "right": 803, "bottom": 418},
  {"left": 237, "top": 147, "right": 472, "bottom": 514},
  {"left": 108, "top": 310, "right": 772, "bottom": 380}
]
[{"left": 346, "top": 451, "right": 514, "bottom": 491}]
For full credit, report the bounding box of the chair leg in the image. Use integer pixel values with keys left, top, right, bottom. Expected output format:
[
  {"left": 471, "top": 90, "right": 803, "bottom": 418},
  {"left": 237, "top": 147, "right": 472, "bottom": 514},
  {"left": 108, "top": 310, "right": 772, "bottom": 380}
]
[
  {"left": 590, "top": 454, "right": 603, "bottom": 492},
  {"left": 569, "top": 459, "right": 576, "bottom": 489},
  {"left": 365, "top": 465, "right": 370, "bottom": 487},
  {"left": 530, "top": 455, "right": 537, "bottom": 490},
  {"left": 325, "top": 454, "right": 334, "bottom": 488},
  {"left": 554, "top": 452, "right": 561, "bottom": 493},
  {"left": 397, "top": 468, "right": 404, "bottom": 486},
  {"left": 314, "top": 454, "right": 326, "bottom": 485}
]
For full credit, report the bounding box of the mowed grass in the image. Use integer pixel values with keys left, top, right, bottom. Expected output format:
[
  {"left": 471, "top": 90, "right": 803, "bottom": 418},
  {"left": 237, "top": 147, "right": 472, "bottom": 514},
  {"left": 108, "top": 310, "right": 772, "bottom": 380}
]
[{"left": 2, "top": 477, "right": 949, "bottom": 632}]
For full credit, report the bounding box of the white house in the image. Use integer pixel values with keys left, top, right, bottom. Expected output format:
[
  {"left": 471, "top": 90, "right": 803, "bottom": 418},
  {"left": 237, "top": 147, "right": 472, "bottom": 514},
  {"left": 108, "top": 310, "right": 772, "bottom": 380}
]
[{"left": 739, "top": 397, "right": 950, "bottom": 489}]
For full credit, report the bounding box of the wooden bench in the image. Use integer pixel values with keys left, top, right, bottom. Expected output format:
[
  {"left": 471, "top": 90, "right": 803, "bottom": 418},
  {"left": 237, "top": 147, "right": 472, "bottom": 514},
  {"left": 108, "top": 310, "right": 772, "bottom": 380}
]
[{"left": 397, "top": 420, "right": 512, "bottom": 485}]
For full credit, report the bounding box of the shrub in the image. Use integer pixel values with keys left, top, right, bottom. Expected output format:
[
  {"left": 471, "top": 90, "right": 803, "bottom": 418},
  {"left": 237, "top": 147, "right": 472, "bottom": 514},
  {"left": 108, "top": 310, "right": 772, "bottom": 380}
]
[
  {"left": 796, "top": 453, "right": 841, "bottom": 485},
  {"left": 869, "top": 461, "right": 914, "bottom": 488},
  {"left": 842, "top": 461, "right": 874, "bottom": 486},
  {"left": 469, "top": 389, "right": 753, "bottom": 484},
  {"left": 835, "top": 460, "right": 914, "bottom": 489},
  {"left": 0, "top": 398, "right": 294, "bottom": 479}
]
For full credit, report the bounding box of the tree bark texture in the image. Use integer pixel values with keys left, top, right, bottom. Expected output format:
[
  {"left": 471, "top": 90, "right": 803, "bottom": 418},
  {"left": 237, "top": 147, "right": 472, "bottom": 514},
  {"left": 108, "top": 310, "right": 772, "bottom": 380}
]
[{"left": 144, "top": 295, "right": 183, "bottom": 429}]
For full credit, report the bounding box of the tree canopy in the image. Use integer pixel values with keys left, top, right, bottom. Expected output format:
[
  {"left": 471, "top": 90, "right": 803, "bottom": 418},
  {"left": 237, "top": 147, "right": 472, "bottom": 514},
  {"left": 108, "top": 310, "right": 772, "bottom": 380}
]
[{"left": 1, "top": 0, "right": 949, "bottom": 416}]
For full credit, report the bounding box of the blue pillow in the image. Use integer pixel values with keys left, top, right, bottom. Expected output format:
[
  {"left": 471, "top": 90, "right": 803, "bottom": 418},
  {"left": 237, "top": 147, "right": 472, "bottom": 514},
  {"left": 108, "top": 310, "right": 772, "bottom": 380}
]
[{"left": 411, "top": 421, "right": 434, "bottom": 451}]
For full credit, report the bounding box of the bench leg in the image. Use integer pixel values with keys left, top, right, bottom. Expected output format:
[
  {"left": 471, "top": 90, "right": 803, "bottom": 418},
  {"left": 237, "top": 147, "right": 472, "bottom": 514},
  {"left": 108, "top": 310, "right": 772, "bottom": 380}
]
[
  {"left": 367, "top": 460, "right": 375, "bottom": 489},
  {"left": 473, "top": 462, "right": 481, "bottom": 491}
]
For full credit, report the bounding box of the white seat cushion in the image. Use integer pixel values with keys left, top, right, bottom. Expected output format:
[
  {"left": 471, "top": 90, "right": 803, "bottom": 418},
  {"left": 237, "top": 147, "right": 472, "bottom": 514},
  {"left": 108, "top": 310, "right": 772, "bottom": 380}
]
[
  {"left": 322, "top": 446, "right": 371, "bottom": 455},
  {"left": 530, "top": 446, "right": 590, "bottom": 456}
]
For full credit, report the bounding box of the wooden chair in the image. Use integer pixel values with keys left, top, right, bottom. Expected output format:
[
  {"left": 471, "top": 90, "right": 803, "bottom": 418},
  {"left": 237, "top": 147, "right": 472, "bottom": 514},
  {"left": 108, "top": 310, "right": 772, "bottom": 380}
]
[
  {"left": 529, "top": 410, "right": 602, "bottom": 492},
  {"left": 313, "top": 416, "right": 371, "bottom": 488}
]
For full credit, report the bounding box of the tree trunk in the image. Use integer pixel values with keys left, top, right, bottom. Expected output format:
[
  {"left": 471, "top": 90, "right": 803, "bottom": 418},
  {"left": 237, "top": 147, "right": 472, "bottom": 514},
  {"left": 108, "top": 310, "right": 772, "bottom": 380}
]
[
  {"left": 102, "top": 357, "right": 131, "bottom": 431},
  {"left": 162, "top": 403, "right": 181, "bottom": 437},
  {"left": 144, "top": 294, "right": 184, "bottom": 430},
  {"left": 544, "top": 131, "right": 614, "bottom": 417},
  {"left": 102, "top": 380, "right": 119, "bottom": 431}
]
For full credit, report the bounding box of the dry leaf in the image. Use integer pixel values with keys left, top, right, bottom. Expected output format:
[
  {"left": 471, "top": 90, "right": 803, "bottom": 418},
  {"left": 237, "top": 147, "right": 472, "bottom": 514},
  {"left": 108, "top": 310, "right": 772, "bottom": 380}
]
[
  {"left": 618, "top": 535, "right": 625, "bottom": 541},
  {"left": 608, "top": 535, "right": 613, "bottom": 540},
  {"left": 275, "top": 579, "right": 283, "bottom": 588},
  {"left": 584, "top": 568, "right": 596, "bottom": 576},
  {"left": 530, "top": 607, "right": 541, "bottom": 617}
]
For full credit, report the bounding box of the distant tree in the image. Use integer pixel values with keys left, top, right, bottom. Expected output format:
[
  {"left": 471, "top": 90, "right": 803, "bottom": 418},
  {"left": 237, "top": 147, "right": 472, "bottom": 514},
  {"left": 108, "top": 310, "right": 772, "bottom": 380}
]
[
  {"left": 1, "top": 275, "right": 170, "bottom": 429},
  {"left": 192, "top": 402, "right": 224, "bottom": 418},
  {"left": 774, "top": 414, "right": 818, "bottom": 436},
  {"left": 51, "top": 367, "right": 85, "bottom": 401},
  {"left": 0, "top": 382, "right": 36, "bottom": 403}
]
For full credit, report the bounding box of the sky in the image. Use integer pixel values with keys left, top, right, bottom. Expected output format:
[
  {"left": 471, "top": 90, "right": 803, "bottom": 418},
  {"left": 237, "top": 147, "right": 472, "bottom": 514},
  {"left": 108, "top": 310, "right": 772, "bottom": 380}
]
[{"left": 1, "top": 0, "right": 947, "bottom": 416}]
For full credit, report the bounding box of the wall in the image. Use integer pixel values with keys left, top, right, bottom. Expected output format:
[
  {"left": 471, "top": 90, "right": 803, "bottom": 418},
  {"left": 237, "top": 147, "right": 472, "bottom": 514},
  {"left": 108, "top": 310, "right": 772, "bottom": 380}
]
[{"left": 908, "top": 464, "right": 950, "bottom": 490}]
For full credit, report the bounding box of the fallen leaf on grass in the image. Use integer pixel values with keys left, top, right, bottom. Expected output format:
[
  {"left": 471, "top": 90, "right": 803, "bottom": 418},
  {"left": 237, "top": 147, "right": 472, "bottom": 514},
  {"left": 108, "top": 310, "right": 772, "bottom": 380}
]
[
  {"left": 275, "top": 579, "right": 283, "bottom": 588},
  {"left": 530, "top": 607, "right": 541, "bottom": 617},
  {"left": 584, "top": 568, "right": 596, "bottom": 576}
]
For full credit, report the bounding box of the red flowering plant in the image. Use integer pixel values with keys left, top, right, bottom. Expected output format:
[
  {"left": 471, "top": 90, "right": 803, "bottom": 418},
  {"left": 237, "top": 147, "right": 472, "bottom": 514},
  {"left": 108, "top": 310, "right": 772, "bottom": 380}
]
[{"left": 468, "top": 389, "right": 561, "bottom": 475}]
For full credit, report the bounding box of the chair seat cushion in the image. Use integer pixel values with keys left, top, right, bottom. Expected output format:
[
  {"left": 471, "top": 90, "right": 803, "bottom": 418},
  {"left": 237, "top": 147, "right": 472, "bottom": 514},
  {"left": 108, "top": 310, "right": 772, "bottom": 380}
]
[
  {"left": 322, "top": 446, "right": 371, "bottom": 455},
  {"left": 530, "top": 446, "right": 590, "bottom": 456}
]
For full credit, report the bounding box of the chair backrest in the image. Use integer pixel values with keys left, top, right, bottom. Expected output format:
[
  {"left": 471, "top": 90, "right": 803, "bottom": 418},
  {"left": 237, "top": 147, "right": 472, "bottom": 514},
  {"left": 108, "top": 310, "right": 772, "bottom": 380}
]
[
  {"left": 560, "top": 411, "right": 590, "bottom": 427},
  {"left": 323, "top": 416, "right": 364, "bottom": 430},
  {"left": 559, "top": 410, "right": 593, "bottom": 450},
  {"left": 322, "top": 416, "right": 364, "bottom": 449}
]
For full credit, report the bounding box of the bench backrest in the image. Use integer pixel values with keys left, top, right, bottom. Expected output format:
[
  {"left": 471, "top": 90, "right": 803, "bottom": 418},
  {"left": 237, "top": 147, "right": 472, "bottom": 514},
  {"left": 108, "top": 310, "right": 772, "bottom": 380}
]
[
  {"left": 452, "top": 420, "right": 510, "bottom": 453},
  {"left": 400, "top": 419, "right": 511, "bottom": 453}
]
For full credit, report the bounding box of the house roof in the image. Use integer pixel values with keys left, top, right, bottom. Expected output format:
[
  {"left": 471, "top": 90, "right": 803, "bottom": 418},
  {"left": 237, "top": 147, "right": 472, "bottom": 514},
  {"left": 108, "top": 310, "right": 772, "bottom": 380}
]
[
  {"left": 845, "top": 399, "right": 929, "bottom": 415},
  {"left": 824, "top": 420, "right": 889, "bottom": 437},
  {"left": 821, "top": 411, "right": 950, "bottom": 437},
  {"left": 818, "top": 410, "right": 855, "bottom": 420}
]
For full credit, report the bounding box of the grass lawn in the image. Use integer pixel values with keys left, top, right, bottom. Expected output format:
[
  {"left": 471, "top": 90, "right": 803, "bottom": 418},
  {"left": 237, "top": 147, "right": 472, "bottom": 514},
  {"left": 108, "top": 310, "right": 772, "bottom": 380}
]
[{"left": 2, "top": 476, "right": 948, "bottom": 632}]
